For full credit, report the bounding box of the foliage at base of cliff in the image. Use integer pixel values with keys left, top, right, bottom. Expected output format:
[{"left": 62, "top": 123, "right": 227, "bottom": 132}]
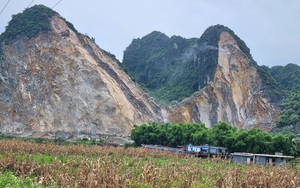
[
  {"left": 0, "top": 5, "right": 78, "bottom": 45},
  {"left": 131, "top": 121, "right": 299, "bottom": 156}
]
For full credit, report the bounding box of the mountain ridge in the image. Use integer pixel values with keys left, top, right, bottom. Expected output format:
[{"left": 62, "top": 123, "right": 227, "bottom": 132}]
[
  {"left": 123, "top": 24, "right": 283, "bottom": 106},
  {"left": 123, "top": 25, "right": 298, "bottom": 132},
  {"left": 0, "top": 5, "right": 299, "bottom": 136}
]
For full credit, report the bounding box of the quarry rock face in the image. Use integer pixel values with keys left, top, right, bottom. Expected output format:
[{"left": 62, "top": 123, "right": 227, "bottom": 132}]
[
  {"left": 169, "top": 32, "right": 279, "bottom": 130},
  {"left": 0, "top": 6, "right": 280, "bottom": 136},
  {"left": 0, "top": 15, "right": 163, "bottom": 135}
]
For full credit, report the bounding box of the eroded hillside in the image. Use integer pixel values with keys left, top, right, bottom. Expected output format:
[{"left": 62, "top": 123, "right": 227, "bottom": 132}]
[
  {"left": 124, "top": 25, "right": 282, "bottom": 131},
  {"left": 0, "top": 5, "right": 163, "bottom": 135},
  {"left": 0, "top": 5, "right": 288, "bottom": 136},
  {"left": 168, "top": 32, "right": 280, "bottom": 130}
]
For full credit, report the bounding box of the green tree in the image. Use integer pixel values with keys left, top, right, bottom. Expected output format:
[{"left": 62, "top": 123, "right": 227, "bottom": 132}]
[
  {"left": 291, "top": 137, "right": 300, "bottom": 157},
  {"left": 166, "top": 124, "right": 183, "bottom": 147},
  {"left": 223, "top": 132, "right": 237, "bottom": 153},
  {"left": 131, "top": 124, "right": 148, "bottom": 146},
  {"left": 157, "top": 123, "right": 168, "bottom": 146},
  {"left": 209, "top": 121, "right": 237, "bottom": 146},
  {"left": 232, "top": 130, "right": 249, "bottom": 152},
  {"left": 273, "top": 133, "right": 289, "bottom": 154},
  {"left": 182, "top": 123, "right": 206, "bottom": 144},
  {"left": 192, "top": 129, "right": 209, "bottom": 145}
]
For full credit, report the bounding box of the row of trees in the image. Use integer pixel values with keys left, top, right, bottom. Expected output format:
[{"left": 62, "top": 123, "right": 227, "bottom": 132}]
[{"left": 131, "top": 121, "right": 300, "bottom": 157}]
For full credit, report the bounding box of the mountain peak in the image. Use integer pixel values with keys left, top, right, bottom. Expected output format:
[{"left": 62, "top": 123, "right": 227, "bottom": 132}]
[
  {"left": 200, "top": 24, "right": 252, "bottom": 59},
  {"left": 146, "top": 31, "right": 169, "bottom": 38},
  {"left": 0, "top": 5, "right": 78, "bottom": 44}
]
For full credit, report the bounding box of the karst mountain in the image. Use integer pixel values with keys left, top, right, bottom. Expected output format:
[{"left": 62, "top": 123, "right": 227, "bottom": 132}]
[{"left": 0, "top": 5, "right": 299, "bottom": 136}]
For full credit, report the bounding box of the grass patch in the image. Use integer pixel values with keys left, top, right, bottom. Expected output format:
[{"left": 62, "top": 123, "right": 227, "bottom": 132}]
[{"left": 0, "top": 172, "right": 43, "bottom": 188}]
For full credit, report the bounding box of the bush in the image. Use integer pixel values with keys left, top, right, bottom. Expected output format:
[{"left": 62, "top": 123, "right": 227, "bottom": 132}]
[{"left": 0, "top": 172, "right": 42, "bottom": 188}]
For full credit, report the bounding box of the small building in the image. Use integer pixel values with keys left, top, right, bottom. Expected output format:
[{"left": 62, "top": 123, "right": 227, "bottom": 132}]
[
  {"left": 141, "top": 144, "right": 228, "bottom": 157},
  {"left": 187, "top": 145, "right": 203, "bottom": 153},
  {"left": 231, "top": 152, "right": 294, "bottom": 165},
  {"left": 187, "top": 144, "right": 228, "bottom": 156}
]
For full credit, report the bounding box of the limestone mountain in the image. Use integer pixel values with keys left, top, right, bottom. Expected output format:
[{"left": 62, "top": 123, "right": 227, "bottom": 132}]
[
  {"left": 0, "top": 5, "right": 292, "bottom": 136},
  {"left": 123, "top": 31, "right": 199, "bottom": 105},
  {"left": 0, "top": 5, "right": 164, "bottom": 135},
  {"left": 123, "top": 25, "right": 283, "bottom": 106},
  {"left": 123, "top": 25, "right": 283, "bottom": 130}
]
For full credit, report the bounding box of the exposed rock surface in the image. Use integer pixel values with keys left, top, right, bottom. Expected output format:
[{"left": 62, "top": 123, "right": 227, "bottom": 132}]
[
  {"left": 168, "top": 32, "right": 279, "bottom": 130},
  {"left": 0, "top": 6, "right": 282, "bottom": 136},
  {"left": 0, "top": 15, "right": 163, "bottom": 135}
]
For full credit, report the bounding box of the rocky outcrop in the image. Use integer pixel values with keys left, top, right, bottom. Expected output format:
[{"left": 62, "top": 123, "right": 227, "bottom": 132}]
[
  {"left": 0, "top": 5, "right": 281, "bottom": 135},
  {"left": 0, "top": 15, "right": 163, "bottom": 135},
  {"left": 168, "top": 32, "right": 279, "bottom": 130}
]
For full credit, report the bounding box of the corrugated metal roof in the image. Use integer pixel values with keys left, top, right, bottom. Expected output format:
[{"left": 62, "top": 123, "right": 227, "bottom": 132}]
[{"left": 231, "top": 152, "right": 294, "bottom": 159}]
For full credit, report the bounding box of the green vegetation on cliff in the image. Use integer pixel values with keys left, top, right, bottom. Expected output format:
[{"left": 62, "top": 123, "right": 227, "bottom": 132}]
[
  {"left": 124, "top": 24, "right": 300, "bottom": 133},
  {"left": 260, "top": 64, "right": 300, "bottom": 129},
  {"left": 266, "top": 63, "right": 300, "bottom": 91},
  {"left": 256, "top": 65, "right": 285, "bottom": 103},
  {"left": 259, "top": 63, "right": 300, "bottom": 103},
  {"left": 0, "top": 5, "right": 78, "bottom": 45},
  {"left": 0, "top": 5, "right": 56, "bottom": 44},
  {"left": 277, "top": 89, "right": 300, "bottom": 127},
  {"left": 123, "top": 31, "right": 199, "bottom": 105},
  {"left": 123, "top": 25, "right": 282, "bottom": 105}
]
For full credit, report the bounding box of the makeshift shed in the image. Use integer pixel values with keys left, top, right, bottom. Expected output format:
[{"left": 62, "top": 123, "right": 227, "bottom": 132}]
[{"left": 231, "top": 152, "right": 294, "bottom": 165}]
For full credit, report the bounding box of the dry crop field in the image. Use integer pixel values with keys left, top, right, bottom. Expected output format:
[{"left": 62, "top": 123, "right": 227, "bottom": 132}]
[{"left": 0, "top": 139, "right": 299, "bottom": 187}]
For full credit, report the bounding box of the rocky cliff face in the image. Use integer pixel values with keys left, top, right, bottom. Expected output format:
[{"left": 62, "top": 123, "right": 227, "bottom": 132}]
[
  {"left": 168, "top": 32, "right": 279, "bottom": 130},
  {"left": 0, "top": 14, "right": 163, "bottom": 135},
  {"left": 0, "top": 6, "right": 281, "bottom": 136}
]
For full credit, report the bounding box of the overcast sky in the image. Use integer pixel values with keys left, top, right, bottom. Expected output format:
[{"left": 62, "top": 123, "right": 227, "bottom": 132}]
[{"left": 0, "top": 0, "right": 299, "bottom": 67}]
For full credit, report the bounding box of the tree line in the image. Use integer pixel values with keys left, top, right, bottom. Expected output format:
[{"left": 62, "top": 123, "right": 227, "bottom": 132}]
[{"left": 131, "top": 121, "right": 300, "bottom": 157}]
